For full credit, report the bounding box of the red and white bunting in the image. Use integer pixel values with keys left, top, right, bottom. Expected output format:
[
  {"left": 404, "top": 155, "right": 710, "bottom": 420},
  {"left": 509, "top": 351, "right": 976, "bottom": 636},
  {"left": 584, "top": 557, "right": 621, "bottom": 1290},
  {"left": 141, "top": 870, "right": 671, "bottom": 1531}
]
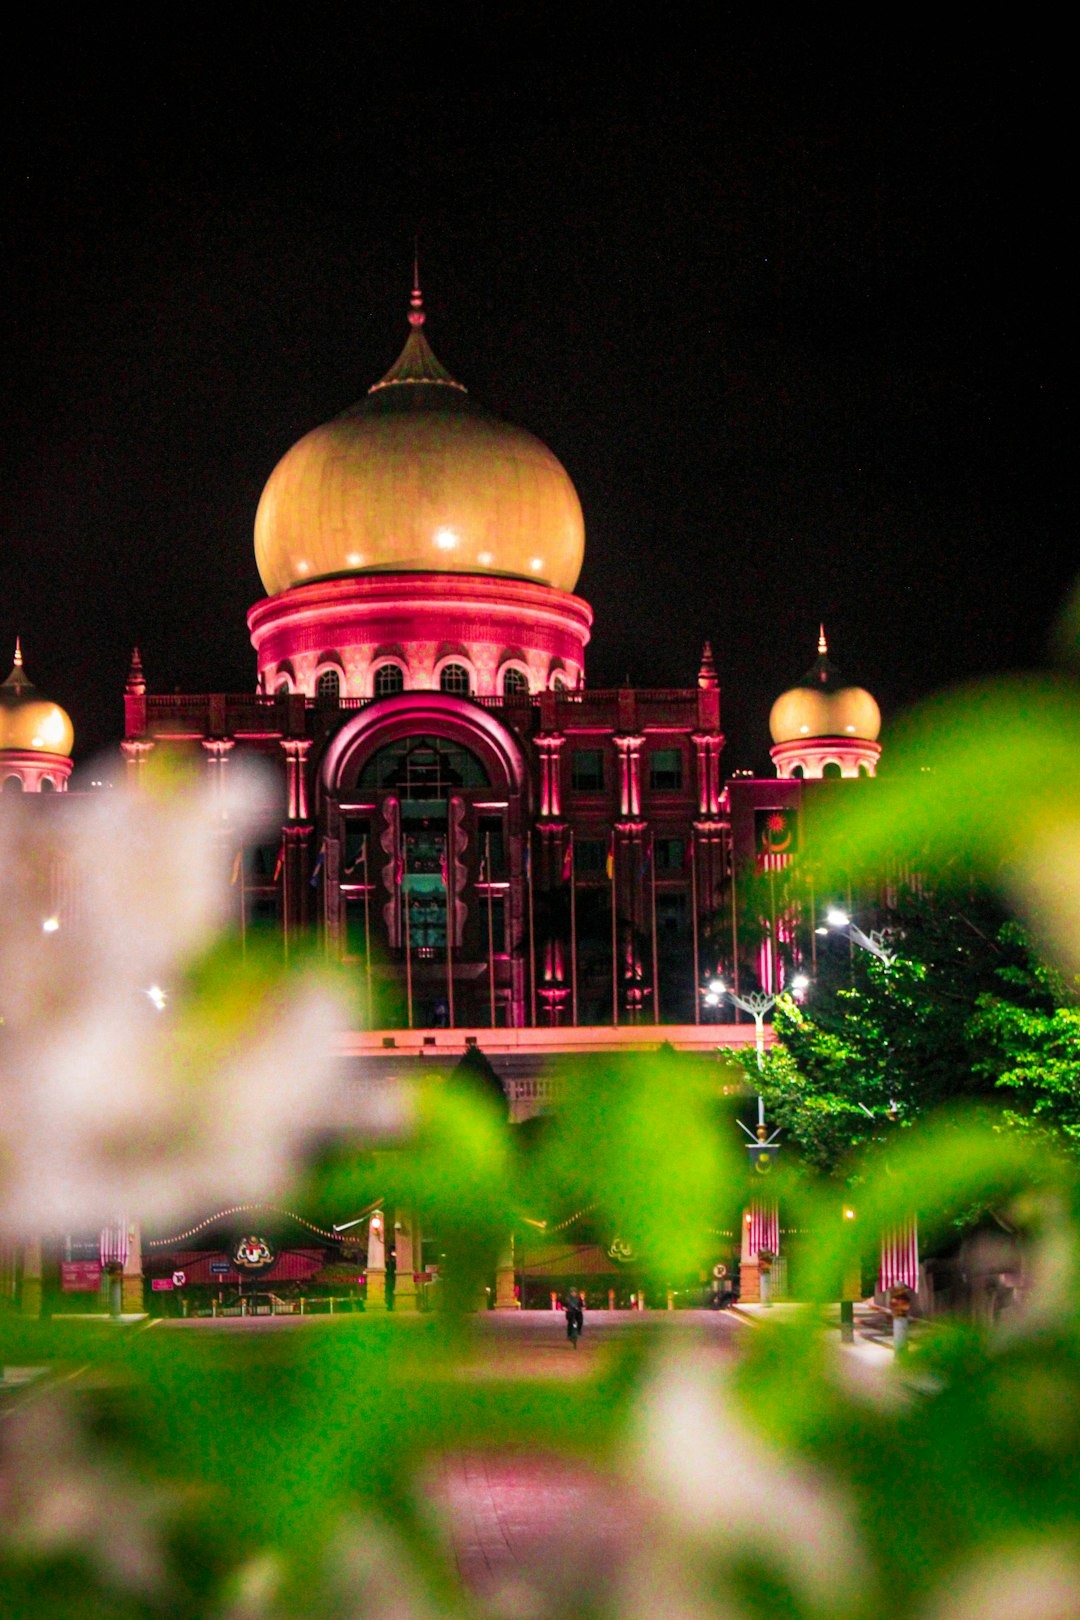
[
  {"left": 99, "top": 1218, "right": 129, "bottom": 1269},
  {"left": 748, "top": 1198, "right": 779, "bottom": 1259},
  {"left": 878, "top": 1215, "right": 919, "bottom": 1292}
]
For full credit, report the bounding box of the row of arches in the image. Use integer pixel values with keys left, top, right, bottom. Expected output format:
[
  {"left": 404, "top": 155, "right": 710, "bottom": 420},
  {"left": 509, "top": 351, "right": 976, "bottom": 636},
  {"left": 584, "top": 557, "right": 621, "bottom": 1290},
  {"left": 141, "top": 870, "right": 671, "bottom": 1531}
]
[{"left": 272, "top": 656, "right": 573, "bottom": 701}]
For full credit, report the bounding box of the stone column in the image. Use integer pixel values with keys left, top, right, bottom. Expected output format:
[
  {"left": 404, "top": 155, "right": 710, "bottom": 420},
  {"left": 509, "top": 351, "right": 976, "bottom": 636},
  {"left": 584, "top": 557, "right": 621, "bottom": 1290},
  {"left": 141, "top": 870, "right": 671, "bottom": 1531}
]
[
  {"left": 366, "top": 1210, "right": 386, "bottom": 1310},
  {"left": 281, "top": 739, "right": 313, "bottom": 821},
  {"left": 393, "top": 1210, "right": 420, "bottom": 1312},
  {"left": 122, "top": 1221, "right": 143, "bottom": 1314},
  {"left": 201, "top": 738, "right": 235, "bottom": 804},
  {"left": 493, "top": 1234, "right": 519, "bottom": 1309},
  {"left": 740, "top": 1210, "right": 760, "bottom": 1304},
  {"left": 120, "top": 738, "right": 155, "bottom": 789},
  {"left": 614, "top": 735, "right": 644, "bottom": 817}
]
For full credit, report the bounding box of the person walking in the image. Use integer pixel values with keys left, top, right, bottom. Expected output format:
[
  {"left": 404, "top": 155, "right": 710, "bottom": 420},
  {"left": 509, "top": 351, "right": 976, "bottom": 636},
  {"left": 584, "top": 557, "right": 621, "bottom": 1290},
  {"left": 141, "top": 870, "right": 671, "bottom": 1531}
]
[{"left": 564, "top": 1286, "right": 584, "bottom": 1347}]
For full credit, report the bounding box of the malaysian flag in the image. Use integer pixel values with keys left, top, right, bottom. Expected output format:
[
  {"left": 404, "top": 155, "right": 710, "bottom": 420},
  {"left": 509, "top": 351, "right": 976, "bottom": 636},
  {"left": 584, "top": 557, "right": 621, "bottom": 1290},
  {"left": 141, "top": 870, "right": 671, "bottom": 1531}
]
[
  {"left": 747, "top": 1198, "right": 779, "bottom": 1259},
  {"left": 878, "top": 1215, "right": 919, "bottom": 1292},
  {"left": 754, "top": 807, "right": 798, "bottom": 873},
  {"left": 99, "top": 1219, "right": 129, "bottom": 1269}
]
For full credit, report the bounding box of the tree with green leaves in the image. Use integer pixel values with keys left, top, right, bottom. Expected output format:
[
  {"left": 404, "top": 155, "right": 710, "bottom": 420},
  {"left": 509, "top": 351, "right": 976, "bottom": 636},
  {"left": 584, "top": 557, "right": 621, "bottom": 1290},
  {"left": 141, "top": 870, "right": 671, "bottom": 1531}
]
[{"left": 730, "top": 893, "right": 1076, "bottom": 1176}]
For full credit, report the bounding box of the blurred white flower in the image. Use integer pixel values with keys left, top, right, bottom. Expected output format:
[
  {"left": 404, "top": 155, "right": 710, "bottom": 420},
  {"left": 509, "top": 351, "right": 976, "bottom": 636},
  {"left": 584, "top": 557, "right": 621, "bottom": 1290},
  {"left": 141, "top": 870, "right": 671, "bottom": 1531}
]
[
  {"left": 0, "top": 1394, "right": 170, "bottom": 1597},
  {"left": 629, "top": 1350, "right": 866, "bottom": 1612},
  {"left": 0, "top": 770, "right": 351, "bottom": 1232}
]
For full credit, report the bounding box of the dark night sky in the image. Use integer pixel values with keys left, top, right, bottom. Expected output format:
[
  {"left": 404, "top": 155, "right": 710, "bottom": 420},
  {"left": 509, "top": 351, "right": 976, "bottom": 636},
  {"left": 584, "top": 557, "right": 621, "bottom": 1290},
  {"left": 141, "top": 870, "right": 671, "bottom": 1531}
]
[{"left": 1, "top": 12, "right": 1071, "bottom": 776}]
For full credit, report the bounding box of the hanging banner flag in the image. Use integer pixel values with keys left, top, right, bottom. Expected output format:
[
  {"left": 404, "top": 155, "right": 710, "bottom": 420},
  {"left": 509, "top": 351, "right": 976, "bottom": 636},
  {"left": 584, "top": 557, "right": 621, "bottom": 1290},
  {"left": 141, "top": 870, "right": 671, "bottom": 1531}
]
[
  {"left": 605, "top": 834, "right": 615, "bottom": 881},
  {"left": 754, "top": 807, "right": 799, "bottom": 869},
  {"left": 309, "top": 841, "right": 326, "bottom": 887},
  {"left": 878, "top": 1216, "right": 919, "bottom": 1293},
  {"left": 747, "top": 1198, "right": 780, "bottom": 1258},
  {"left": 273, "top": 842, "right": 285, "bottom": 882},
  {"left": 562, "top": 840, "right": 573, "bottom": 882}
]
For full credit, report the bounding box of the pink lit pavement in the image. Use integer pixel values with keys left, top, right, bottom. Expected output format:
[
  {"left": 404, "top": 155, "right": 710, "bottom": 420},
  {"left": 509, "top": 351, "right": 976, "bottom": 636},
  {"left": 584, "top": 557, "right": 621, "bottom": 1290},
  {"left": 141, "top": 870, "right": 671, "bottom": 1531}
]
[{"left": 434, "top": 1308, "right": 745, "bottom": 1602}]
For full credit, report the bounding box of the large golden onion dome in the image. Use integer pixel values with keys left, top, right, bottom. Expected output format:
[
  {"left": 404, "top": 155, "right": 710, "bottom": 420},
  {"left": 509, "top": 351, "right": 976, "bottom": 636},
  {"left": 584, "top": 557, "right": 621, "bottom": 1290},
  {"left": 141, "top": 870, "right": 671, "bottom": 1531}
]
[
  {"left": 769, "top": 629, "right": 881, "bottom": 744},
  {"left": 0, "top": 642, "right": 75, "bottom": 756},
  {"left": 253, "top": 282, "right": 586, "bottom": 598}
]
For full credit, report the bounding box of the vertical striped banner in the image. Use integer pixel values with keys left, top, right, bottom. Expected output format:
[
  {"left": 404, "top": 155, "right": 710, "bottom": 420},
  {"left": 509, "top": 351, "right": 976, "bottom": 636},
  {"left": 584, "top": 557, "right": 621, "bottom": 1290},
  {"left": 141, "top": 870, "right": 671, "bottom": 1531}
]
[
  {"left": 99, "top": 1219, "right": 129, "bottom": 1269},
  {"left": 878, "top": 1215, "right": 919, "bottom": 1292},
  {"left": 748, "top": 1199, "right": 779, "bottom": 1258}
]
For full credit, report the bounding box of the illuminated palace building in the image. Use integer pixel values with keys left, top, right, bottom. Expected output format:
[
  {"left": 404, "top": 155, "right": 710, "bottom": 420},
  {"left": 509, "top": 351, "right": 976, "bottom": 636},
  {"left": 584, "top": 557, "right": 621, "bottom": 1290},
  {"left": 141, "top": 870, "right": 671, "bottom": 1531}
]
[{"left": 8, "top": 282, "right": 883, "bottom": 1027}]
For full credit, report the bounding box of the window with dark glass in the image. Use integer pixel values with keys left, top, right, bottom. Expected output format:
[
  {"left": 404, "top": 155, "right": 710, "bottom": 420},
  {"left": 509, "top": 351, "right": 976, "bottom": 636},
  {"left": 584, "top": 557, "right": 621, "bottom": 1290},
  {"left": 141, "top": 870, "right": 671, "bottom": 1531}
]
[
  {"left": 571, "top": 747, "right": 604, "bottom": 792},
  {"left": 483, "top": 895, "right": 507, "bottom": 954},
  {"left": 649, "top": 748, "right": 683, "bottom": 790},
  {"left": 374, "top": 663, "right": 405, "bottom": 697},
  {"left": 439, "top": 663, "right": 471, "bottom": 695},
  {"left": 341, "top": 819, "right": 371, "bottom": 882},
  {"left": 656, "top": 892, "right": 689, "bottom": 937},
  {"left": 316, "top": 668, "right": 341, "bottom": 703},
  {"left": 358, "top": 735, "right": 489, "bottom": 799},
  {"left": 502, "top": 667, "right": 529, "bottom": 696},
  {"left": 654, "top": 837, "right": 685, "bottom": 872},
  {"left": 575, "top": 838, "right": 606, "bottom": 874},
  {"left": 478, "top": 815, "right": 506, "bottom": 877}
]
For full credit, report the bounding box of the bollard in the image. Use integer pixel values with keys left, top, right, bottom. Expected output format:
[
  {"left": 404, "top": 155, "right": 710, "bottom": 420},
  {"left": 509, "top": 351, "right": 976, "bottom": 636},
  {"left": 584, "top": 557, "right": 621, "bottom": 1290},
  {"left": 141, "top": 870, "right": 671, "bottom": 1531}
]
[
  {"left": 666, "top": 1289, "right": 675, "bottom": 1311},
  {"left": 891, "top": 1287, "right": 912, "bottom": 1353},
  {"left": 551, "top": 1291, "right": 558, "bottom": 1312},
  {"left": 608, "top": 1289, "right": 615, "bottom": 1311},
  {"left": 637, "top": 1290, "right": 645, "bottom": 1312},
  {"left": 840, "top": 1300, "right": 854, "bottom": 1343}
]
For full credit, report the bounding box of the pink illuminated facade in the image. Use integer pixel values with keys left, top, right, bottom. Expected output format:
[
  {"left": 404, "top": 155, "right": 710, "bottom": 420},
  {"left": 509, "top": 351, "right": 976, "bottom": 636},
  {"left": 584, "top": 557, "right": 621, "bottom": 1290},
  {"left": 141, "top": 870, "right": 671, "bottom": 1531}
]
[{"left": 116, "top": 287, "right": 884, "bottom": 1029}]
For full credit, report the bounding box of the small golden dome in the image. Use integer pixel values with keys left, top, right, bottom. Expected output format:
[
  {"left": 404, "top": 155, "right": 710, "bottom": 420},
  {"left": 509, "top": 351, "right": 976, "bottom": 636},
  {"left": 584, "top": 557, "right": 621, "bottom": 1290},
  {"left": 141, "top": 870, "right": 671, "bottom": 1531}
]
[
  {"left": 769, "top": 628, "right": 881, "bottom": 744},
  {"left": 254, "top": 282, "right": 585, "bottom": 598},
  {"left": 0, "top": 641, "right": 75, "bottom": 756}
]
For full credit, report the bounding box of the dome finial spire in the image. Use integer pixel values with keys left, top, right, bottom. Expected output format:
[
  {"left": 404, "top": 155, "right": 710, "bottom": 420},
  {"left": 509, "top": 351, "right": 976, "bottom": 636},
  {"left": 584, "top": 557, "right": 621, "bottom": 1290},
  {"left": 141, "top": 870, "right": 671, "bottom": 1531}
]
[
  {"left": 409, "top": 239, "right": 425, "bottom": 328},
  {"left": 14, "top": 636, "right": 22, "bottom": 667},
  {"left": 818, "top": 623, "right": 828, "bottom": 656}
]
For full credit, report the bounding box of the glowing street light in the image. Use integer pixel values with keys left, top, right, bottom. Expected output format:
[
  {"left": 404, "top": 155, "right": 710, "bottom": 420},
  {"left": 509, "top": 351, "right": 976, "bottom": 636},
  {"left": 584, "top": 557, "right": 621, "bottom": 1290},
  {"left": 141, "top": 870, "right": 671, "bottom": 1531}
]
[
  {"left": 822, "top": 906, "right": 895, "bottom": 964},
  {"left": 42, "top": 916, "right": 60, "bottom": 934},
  {"left": 145, "top": 985, "right": 168, "bottom": 1011}
]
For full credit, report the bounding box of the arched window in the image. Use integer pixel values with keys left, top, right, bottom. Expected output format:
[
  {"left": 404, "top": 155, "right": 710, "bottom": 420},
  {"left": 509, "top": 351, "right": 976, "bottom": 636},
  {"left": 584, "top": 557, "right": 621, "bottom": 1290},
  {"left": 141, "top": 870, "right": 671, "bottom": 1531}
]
[
  {"left": 439, "top": 663, "right": 471, "bottom": 696},
  {"left": 275, "top": 681, "right": 290, "bottom": 697},
  {"left": 3, "top": 774, "right": 24, "bottom": 794},
  {"left": 316, "top": 669, "right": 341, "bottom": 703},
  {"left": 858, "top": 763, "right": 871, "bottom": 777},
  {"left": 822, "top": 761, "right": 842, "bottom": 779},
  {"left": 551, "top": 672, "right": 568, "bottom": 691},
  {"left": 791, "top": 764, "right": 804, "bottom": 780},
  {"left": 40, "top": 776, "right": 55, "bottom": 792},
  {"left": 374, "top": 663, "right": 405, "bottom": 697},
  {"left": 358, "top": 735, "right": 490, "bottom": 798},
  {"left": 502, "top": 667, "right": 529, "bottom": 697}
]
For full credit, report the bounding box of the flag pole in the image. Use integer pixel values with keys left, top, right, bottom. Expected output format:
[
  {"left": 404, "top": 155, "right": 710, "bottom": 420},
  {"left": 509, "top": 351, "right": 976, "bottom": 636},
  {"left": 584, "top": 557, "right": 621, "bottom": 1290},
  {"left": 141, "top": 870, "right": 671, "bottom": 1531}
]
[
  {"left": 650, "top": 834, "right": 659, "bottom": 1025},
  {"left": 730, "top": 830, "right": 741, "bottom": 1016},
  {"left": 610, "top": 833, "right": 618, "bottom": 1028},
  {"left": 569, "top": 830, "right": 578, "bottom": 1027},
  {"left": 486, "top": 831, "right": 496, "bottom": 1028},
  {"left": 237, "top": 848, "right": 247, "bottom": 960},
  {"left": 403, "top": 834, "right": 413, "bottom": 1030},
  {"left": 363, "top": 835, "right": 373, "bottom": 1028},
  {"left": 444, "top": 823, "right": 455, "bottom": 1028},
  {"left": 691, "top": 834, "right": 700, "bottom": 1025},
  {"left": 527, "top": 830, "right": 537, "bottom": 1028}
]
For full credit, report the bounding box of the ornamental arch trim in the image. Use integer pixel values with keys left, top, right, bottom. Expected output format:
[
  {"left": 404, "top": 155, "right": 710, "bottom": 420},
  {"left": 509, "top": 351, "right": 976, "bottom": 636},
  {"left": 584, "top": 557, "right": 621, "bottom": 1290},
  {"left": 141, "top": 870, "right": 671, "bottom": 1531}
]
[{"left": 318, "top": 692, "right": 533, "bottom": 813}]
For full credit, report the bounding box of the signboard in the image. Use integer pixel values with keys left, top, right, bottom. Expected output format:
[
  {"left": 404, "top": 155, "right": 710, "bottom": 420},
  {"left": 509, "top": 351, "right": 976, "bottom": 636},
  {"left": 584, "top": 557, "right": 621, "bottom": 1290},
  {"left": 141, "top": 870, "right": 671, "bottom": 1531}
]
[
  {"left": 209, "top": 1260, "right": 232, "bottom": 1276},
  {"left": 172, "top": 1271, "right": 186, "bottom": 1288},
  {"left": 61, "top": 1261, "right": 102, "bottom": 1293},
  {"left": 151, "top": 1278, "right": 174, "bottom": 1292}
]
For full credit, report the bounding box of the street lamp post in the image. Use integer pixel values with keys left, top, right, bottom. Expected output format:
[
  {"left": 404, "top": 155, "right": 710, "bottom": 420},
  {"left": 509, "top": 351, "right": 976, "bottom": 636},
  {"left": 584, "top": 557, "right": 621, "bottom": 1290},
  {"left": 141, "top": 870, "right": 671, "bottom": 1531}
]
[{"left": 819, "top": 907, "right": 895, "bottom": 965}]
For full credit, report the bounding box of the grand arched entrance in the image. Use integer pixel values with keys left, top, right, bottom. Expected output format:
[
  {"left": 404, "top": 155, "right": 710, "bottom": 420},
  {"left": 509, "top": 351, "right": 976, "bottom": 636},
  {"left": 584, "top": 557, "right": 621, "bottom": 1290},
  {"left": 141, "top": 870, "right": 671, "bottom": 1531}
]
[{"left": 319, "top": 695, "right": 532, "bottom": 1028}]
